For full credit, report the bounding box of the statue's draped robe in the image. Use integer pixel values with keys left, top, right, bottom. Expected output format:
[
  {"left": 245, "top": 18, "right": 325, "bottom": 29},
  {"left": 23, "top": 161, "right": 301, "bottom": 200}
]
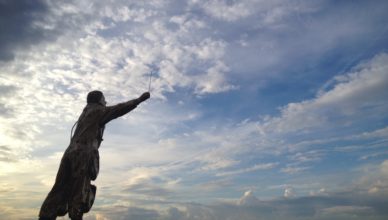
[{"left": 39, "top": 99, "right": 139, "bottom": 219}]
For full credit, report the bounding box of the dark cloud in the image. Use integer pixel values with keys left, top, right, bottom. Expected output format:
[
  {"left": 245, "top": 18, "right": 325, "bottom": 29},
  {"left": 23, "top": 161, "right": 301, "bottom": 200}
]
[
  {"left": 0, "top": 85, "right": 16, "bottom": 115},
  {"left": 0, "top": 155, "right": 17, "bottom": 162},
  {"left": 0, "top": 145, "right": 11, "bottom": 151},
  {"left": 0, "top": 0, "right": 53, "bottom": 61},
  {"left": 0, "top": 85, "right": 17, "bottom": 97},
  {"left": 0, "top": 103, "right": 14, "bottom": 117}
]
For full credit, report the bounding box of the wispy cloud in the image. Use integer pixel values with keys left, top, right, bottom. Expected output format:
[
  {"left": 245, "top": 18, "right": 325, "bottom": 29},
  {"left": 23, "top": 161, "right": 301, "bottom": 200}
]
[{"left": 217, "top": 163, "right": 278, "bottom": 177}]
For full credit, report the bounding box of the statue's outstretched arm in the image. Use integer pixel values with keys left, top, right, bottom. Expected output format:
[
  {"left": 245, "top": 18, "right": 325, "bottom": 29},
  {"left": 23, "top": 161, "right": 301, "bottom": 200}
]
[{"left": 99, "top": 92, "right": 150, "bottom": 125}]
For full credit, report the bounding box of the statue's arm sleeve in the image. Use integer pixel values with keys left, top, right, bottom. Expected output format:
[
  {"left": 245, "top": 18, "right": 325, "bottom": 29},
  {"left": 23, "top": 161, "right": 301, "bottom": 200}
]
[{"left": 99, "top": 99, "right": 141, "bottom": 125}]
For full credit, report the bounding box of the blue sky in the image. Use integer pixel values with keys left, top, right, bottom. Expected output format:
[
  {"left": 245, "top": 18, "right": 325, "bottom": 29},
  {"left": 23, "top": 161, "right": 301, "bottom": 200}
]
[{"left": 1, "top": 0, "right": 388, "bottom": 219}]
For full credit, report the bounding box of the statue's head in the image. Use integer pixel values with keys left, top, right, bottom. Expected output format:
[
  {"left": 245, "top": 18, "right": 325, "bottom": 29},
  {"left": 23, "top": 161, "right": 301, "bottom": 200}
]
[{"left": 87, "top": 90, "right": 106, "bottom": 106}]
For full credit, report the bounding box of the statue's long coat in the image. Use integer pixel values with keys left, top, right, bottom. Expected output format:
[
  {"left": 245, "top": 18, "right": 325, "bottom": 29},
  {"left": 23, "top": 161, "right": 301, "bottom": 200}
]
[{"left": 39, "top": 99, "right": 140, "bottom": 219}]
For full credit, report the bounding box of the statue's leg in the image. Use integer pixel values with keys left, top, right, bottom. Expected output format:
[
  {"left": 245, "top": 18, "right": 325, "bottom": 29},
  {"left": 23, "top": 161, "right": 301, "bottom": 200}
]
[
  {"left": 68, "top": 150, "right": 91, "bottom": 220},
  {"left": 39, "top": 154, "right": 71, "bottom": 219}
]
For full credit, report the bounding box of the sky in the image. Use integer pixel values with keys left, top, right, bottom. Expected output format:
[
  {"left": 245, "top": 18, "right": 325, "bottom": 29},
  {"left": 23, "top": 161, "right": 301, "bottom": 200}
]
[{"left": 0, "top": 0, "right": 388, "bottom": 219}]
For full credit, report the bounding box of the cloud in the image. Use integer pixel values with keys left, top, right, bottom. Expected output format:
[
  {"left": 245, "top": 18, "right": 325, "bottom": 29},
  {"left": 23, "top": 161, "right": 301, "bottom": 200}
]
[
  {"left": 381, "top": 160, "right": 388, "bottom": 176},
  {"left": 194, "top": 61, "right": 237, "bottom": 94},
  {"left": 169, "top": 53, "right": 386, "bottom": 183},
  {"left": 85, "top": 206, "right": 161, "bottom": 220},
  {"left": 364, "top": 160, "right": 388, "bottom": 195},
  {"left": 219, "top": 0, "right": 388, "bottom": 81},
  {"left": 91, "top": 51, "right": 388, "bottom": 187},
  {"left": 0, "top": 204, "right": 37, "bottom": 220},
  {"left": 0, "top": 85, "right": 17, "bottom": 97},
  {"left": 84, "top": 189, "right": 388, "bottom": 220},
  {"left": 238, "top": 190, "right": 260, "bottom": 206},
  {"left": 122, "top": 171, "right": 174, "bottom": 199},
  {"left": 0, "top": 0, "right": 238, "bottom": 182},
  {"left": 0, "top": 0, "right": 50, "bottom": 61},
  {"left": 0, "top": 145, "right": 17, "bottom": 163},
  {"left": 319, "top": 205, "right": 374, "bottom": 216},
  {"left": 188, "top": 0, "right": 318, "bottom": 24},
  {"left": 191, "top": 0, "right": 252, "bottom": 22},
  {"left": 284, "top": 186, "right": 296, "bottom": 198},
  {"left": 289, "top": 150, "right": 323, "bottom": 164},
  {"left": 360, "top": 151, "right": 388, "bottom": 161},
  {"left": 197, "top": 179, "right": 232, "bottom": 192},
  {"left": 0, "top": 103, "right": 14, "bottom": 118},
  {"left": 217, "top": 163, "right": 278, "bottom": 177},
  {"left": 0, "top": 85, "right": 17, "bottom": 117},
  {"left": 309, "top": 188, "right": 328, "bottom": 196},
  {"left": 281, "top": 166, "right": 309, "bottom": 175},
  {"left": 258, "top": 53, "right": 388, "bottom": 135}
]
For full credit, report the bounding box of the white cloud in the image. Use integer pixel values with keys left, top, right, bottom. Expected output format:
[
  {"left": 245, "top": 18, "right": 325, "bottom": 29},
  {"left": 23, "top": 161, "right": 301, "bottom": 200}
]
[
  {"left": 358, "top": 126, "right": 388, "bottom": 139},
  {"left": 283, "top": 186, "right": 296, "bottom": 198},
  {"left": 195, "top": 61, "right": 237, "bottom": 94},
  {"left": 289, "top": 150, "right": 323, "bottom": 164},
  {"left": 190, "top": 0, "right": 252, "bottom": 22},
  {"left": 354, "top": 160, "right": 388, "bottom": 196},
  {"left": 309, "top": 188, "right": 328, "bottom": 196},
  {"left": 188, "top": 0, "right": 318, "bottom": 24},
  {"left": 101, "top": 6, "right": 156, "bottom": 23},
  {"left": 258, "top": 53, "right": 388, "bottom": 135},
  {"left": 380, "top": 160, "right": 388, "bottom": 176},
  {"left": 360, "top": 151, "right": 388, "bottom": 160},
  {"left": 217, "top": 163, "right": 278, "bottom": 177},
  {"left": 238, "top": 190, "right": 260, "bottom": 206},
  {"left": 281, "top": 166, "right": 310, "bottom": 174},
  {"left": 0, "top": 0, "right": 238, "bottom": 176}
]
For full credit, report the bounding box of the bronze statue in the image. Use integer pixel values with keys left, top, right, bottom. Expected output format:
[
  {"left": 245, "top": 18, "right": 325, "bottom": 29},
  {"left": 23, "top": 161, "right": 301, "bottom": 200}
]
[{"left": 39, "top": 91, "right": 150, "bottom": 220}]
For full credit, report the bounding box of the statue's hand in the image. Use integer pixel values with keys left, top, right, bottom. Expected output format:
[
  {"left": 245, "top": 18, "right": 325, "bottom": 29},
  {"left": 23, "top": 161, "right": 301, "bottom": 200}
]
[{"left": 139, "top": 92, "right": 150, "bottom": 102}]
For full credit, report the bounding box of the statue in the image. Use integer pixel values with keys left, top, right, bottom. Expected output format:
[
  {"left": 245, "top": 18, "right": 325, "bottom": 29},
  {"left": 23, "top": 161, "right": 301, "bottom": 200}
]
[{"left": 39, "top": 91, "right": 150, "bottom": 220}]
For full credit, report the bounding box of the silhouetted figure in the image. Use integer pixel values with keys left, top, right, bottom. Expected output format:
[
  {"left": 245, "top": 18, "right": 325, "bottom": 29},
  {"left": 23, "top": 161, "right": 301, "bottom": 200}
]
[{"left": 39, "top": 91, "right": 150, "bottom": 220}]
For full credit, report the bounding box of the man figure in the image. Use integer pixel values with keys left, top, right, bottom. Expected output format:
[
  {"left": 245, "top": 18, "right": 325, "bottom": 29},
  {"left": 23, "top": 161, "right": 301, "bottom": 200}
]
[{"left": 39, "top": 91, "right": 150, "bottom": 220}]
